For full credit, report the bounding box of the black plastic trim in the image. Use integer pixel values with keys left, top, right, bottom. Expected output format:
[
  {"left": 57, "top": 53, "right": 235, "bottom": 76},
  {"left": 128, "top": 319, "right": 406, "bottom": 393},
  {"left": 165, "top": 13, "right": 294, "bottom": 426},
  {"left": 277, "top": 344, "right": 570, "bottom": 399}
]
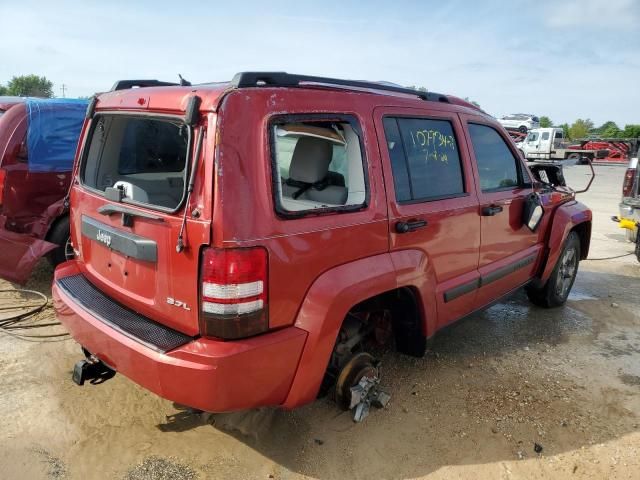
[
  {"left": 231, "top": 71, "right": 449, "bottom": 103},
  {"left": 444, "top": 278, "right": 480, "bottom": 303},
  {"left": 111, "top": 80, "right": 179, "bottom": 91},
  {"left": 81, "top": 215, "right": 158, "bottom": 262},
  {"left": 57, "top": 274, "right": 193, "bottom": 353},
  {"left": 443, "top": 252, "right": 538, "bottom": 303},
  {"left": 480, "top": 253, "right": 538, "bottom": 287}
]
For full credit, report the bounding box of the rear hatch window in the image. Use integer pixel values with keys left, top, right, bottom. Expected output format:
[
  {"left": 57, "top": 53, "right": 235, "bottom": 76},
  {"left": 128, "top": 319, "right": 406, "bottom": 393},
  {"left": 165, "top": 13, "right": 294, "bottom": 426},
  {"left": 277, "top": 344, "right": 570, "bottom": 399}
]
[{"left": 81, "top": 115, "right": 189, "bottom": 211}]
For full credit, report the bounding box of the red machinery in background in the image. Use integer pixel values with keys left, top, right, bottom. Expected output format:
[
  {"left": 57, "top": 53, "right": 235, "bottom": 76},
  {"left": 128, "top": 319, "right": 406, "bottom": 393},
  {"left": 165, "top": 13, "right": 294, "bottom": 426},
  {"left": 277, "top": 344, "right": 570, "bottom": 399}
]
[{"left": 568, "top": 139, "right": 638, "bottom": 164}]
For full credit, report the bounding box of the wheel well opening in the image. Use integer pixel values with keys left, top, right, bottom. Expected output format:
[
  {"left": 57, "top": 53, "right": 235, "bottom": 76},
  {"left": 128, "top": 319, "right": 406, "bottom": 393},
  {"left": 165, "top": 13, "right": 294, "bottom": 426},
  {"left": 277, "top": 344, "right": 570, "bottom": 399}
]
[
  {"left": 571, "top": 222, "right": 591, "bottom": 260},
  {"left": 319, "top": 287, "right": 425, "bottom": 398},
  {"left": 45, "top": 214, "right": 70, "bottom": 243}
]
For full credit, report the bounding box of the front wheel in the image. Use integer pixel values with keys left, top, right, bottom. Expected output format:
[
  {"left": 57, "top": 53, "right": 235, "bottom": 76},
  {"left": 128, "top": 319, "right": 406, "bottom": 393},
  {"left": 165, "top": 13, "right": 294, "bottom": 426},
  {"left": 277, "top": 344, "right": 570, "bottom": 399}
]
[
  {"left": 526, "top": 232, "right": 580, "bottom": 307},
  {"left": 518, "top": 125, "right": 528, "bottom": 133}
]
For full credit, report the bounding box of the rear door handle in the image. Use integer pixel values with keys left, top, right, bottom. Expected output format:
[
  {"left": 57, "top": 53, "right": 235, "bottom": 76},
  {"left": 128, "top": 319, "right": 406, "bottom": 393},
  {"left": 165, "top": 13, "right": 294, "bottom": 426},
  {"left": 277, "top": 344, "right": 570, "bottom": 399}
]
[
  {"left": 481, "top": 205, "right": 504, "bottom": 216},
  {"left": 395, "top": 219, "right": 428, "bottom": 233}
]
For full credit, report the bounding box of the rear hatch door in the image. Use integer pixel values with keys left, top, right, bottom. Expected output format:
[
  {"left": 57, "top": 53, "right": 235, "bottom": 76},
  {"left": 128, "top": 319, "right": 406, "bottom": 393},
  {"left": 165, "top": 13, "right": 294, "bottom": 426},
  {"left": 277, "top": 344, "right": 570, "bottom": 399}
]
[{"left": 72, "top": 110, "right": 211, "bottom": 336}]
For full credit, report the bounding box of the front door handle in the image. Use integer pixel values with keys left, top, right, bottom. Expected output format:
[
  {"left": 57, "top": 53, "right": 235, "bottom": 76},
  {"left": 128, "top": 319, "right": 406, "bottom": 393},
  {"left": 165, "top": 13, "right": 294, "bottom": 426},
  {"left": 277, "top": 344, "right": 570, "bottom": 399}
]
[
  {"left": 481, "top": 205, "right": 504, "bottom": 216},
  {"left": 395, "top": 219, "right": 428, "bottom": 233}
]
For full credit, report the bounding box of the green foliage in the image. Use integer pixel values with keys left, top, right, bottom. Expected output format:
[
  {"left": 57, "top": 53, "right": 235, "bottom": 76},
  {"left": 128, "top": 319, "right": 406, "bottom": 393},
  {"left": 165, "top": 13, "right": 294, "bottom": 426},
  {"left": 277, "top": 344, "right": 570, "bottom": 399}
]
[
  {"left": 595, "top": 121, "right": 620, "bottom": 137},
  {"left": 568, "top": 119, "right": 594, "bottom": 140},
  {"left": 539, "top": 116, "right": 553, "bottom": 128},
  {"left": 587, "top": 121, "right": 639, "bottom": 139},
  {"left": 6, "top": 75, "right": 54, "bottom": 98},
  {"left": 0, "top": 84, "right": 8, "bottom": 96},
  {"left": 620, "top": 125, "right": 640, "bottom": 138},
  {"left": 539, "top": 116, "right": 552, "bottom": 128}
]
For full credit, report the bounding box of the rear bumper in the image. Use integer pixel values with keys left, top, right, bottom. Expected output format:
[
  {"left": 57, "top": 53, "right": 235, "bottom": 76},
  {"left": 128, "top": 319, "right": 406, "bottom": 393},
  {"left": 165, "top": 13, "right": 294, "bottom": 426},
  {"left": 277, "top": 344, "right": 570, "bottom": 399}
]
[{"left": 53, "top": 261, "right": 307, "bottom": 412}]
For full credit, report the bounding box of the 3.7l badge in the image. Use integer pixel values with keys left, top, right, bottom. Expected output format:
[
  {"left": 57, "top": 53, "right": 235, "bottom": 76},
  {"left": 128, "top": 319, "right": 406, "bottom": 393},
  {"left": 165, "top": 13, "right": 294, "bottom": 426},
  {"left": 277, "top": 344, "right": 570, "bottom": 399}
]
[{"left": 166, "top": 297, "right": 191, "bottom": 311}]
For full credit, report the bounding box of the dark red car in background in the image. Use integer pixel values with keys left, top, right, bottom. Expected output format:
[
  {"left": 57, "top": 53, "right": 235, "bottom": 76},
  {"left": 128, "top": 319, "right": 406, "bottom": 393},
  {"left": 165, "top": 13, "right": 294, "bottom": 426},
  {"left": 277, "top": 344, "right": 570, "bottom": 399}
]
[{"left": 0, "top": 97, "right": 88, "bottom": 283}]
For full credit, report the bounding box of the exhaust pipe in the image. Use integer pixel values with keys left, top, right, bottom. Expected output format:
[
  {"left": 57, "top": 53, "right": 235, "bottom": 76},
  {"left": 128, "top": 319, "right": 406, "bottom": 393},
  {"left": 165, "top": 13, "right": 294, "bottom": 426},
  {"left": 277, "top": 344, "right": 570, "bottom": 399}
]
[{"left": 72, "top": 350, "right": 116, "bottom": 386}]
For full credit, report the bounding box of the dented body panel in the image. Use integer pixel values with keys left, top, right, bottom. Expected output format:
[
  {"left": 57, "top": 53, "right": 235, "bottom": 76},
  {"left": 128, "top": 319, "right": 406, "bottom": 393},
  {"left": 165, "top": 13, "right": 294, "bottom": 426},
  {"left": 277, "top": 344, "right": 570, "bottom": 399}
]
[{"left": 0, "top": 100, "right": 83, "bottom": 283}]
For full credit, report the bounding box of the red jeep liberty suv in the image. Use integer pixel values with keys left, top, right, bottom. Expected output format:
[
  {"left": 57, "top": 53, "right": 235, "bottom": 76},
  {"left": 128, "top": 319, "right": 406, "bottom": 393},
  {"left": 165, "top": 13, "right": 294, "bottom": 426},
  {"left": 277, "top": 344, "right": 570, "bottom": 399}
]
[{"left": 53, "top": 73, "right": 592, "bottom": 416}]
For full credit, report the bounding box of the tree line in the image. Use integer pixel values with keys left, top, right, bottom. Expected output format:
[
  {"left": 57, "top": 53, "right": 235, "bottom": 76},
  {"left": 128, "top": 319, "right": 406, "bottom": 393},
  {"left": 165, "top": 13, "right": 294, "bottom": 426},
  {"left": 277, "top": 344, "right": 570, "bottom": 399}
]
[
  {"left": 0, "top": 75, "right": 54, "bottom": 98},
  {"left": 538, "top": 116, "right": 640, "bottom": 140}
]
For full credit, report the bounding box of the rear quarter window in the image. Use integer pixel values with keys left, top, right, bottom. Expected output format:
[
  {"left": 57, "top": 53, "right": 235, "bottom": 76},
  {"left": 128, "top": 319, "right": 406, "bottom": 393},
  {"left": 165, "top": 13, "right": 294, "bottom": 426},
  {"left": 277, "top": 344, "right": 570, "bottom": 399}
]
[{"left": 270, "top": 116, "right": 367, "bottom": 215}]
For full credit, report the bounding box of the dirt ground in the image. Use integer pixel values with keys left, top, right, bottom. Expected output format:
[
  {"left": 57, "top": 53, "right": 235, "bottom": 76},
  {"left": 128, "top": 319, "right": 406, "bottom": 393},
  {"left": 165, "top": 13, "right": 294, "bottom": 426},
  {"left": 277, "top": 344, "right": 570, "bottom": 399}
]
[{"left": 1, "top": 163, "right": 639, "bottom": 480}]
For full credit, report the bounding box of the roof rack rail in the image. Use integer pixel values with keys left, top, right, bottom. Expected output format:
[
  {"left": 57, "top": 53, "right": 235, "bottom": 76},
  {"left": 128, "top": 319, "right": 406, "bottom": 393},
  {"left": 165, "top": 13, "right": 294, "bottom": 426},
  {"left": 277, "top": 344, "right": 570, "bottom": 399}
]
[
  {"left": 110, "top": 80, "right": 180, "bottom": 91},
  {"left": 230, "top": 72, "right": 449, "bottom": 103}
]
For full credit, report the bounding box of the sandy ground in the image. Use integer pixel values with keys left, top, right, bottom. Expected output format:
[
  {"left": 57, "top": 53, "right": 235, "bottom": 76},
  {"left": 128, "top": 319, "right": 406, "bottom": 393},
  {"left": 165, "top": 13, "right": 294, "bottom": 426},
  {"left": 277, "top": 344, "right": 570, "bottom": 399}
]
[{"left": 1, "top": 163, "right": 639, "bottom": 480}]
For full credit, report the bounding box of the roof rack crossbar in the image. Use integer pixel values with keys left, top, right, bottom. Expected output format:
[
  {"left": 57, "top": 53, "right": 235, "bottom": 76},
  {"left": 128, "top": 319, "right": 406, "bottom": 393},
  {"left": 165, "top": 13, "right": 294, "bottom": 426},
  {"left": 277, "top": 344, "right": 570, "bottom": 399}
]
[
  {"left": 230, "top": 72, "right": 449, "bottom": 103},
  {"left": 111, "top": 80, "right": 180, "bottom": 91}
]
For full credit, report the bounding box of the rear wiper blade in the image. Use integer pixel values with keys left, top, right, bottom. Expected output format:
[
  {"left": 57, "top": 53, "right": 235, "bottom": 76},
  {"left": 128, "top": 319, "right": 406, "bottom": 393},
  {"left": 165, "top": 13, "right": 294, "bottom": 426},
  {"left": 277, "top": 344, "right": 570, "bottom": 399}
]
[{"left": 98, "top": 204, "right": 164, "bottom": 227}]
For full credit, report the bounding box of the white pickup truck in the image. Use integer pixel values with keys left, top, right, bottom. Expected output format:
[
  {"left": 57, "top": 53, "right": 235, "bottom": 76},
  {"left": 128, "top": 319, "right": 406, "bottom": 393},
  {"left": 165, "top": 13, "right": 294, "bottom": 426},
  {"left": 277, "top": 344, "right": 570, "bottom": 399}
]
[{"left": 519, "top": 128, "right": 606, "bottom": 163}]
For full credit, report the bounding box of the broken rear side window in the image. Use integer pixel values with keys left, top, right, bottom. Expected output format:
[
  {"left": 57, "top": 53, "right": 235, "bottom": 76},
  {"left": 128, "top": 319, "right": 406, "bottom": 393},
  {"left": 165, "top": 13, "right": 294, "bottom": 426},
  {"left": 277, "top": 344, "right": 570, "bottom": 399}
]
[
  {"left": 81, "top": 115, "right": 189, "bottom": 211},
  {"left": 271, "top": 118, "right": 367, "bottom": 214}
]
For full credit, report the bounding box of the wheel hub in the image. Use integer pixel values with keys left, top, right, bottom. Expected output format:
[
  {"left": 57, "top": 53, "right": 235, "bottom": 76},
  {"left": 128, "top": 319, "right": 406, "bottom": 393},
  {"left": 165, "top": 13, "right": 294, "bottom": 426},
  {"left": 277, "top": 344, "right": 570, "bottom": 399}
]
[
  {"left": 556, "top": 247, "right": 577, "bottom": 297},
  {"left": 335, "top": 352, "right": 390, "bottom": 422}
]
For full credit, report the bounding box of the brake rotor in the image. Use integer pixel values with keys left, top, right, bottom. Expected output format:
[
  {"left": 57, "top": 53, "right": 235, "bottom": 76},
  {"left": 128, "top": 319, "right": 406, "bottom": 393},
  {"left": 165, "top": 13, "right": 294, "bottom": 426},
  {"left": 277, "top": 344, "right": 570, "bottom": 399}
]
[{"left": 335, "top": 352, "right": 378, "bottom": 410}]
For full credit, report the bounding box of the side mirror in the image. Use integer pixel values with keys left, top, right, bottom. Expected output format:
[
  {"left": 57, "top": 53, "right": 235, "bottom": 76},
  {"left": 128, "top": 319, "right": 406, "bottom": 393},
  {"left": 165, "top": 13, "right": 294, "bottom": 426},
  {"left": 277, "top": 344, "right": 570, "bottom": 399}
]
[{"left": 523, "top": 193, "right": 544, "bottom": 232}]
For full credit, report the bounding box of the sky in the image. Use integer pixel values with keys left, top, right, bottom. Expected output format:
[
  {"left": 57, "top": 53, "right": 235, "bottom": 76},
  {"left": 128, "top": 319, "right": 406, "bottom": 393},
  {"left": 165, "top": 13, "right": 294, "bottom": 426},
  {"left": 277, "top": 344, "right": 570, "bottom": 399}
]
[{"left": 1, "top": 0, "right": 639, "bottom": 126}]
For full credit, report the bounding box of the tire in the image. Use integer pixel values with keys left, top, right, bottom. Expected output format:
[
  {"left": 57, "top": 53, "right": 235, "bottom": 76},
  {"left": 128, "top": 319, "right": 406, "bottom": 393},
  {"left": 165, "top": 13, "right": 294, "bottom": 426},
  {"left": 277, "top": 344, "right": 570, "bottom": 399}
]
[
  {"left": 518, "top": 125, "right": 528, "bottom": 133},
  {"left": 47, "top": 216, "right": 73, "bottom": 267},
  {"left": 526, "top": 232, "right": 580, "bottom": 308}
]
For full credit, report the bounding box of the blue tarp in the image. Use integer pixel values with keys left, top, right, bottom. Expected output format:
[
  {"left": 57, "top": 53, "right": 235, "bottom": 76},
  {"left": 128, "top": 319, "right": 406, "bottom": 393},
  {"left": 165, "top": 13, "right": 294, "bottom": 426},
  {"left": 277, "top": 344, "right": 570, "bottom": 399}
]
[{"left": 26, "top": 98, "right": 88, "bottom": 172}]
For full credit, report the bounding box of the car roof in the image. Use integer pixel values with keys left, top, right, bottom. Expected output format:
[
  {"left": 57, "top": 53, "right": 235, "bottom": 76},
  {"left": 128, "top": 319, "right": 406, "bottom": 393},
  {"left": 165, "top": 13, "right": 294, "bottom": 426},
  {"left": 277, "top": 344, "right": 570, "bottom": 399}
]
[{"left": 94, "top": 72, "right": 487, "bottom": 118}]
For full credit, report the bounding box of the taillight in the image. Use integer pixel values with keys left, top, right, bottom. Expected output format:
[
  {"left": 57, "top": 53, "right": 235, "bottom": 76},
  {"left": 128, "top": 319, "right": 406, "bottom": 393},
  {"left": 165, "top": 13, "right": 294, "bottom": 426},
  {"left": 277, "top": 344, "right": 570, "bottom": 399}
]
[
  {"left": 622, "top": 168, "right": 637, "bottom": 197},
  {"left": 0, "top": 168, "right": 6, "bottom": 207},
  {"left": 199, "top": 247, "right": 268, "bottom": 340}
]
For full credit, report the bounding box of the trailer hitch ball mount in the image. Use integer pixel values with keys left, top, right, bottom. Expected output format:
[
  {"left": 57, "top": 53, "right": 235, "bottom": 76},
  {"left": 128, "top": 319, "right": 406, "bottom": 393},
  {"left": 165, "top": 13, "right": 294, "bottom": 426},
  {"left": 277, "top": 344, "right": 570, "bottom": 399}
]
[{"left": 72, "top": 354, "right": 116, "bottom": 386}]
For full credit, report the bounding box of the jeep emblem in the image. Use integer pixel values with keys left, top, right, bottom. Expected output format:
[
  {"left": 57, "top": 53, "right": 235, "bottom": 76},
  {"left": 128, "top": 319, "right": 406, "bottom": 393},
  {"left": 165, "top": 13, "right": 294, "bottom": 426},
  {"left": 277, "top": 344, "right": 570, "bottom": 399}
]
[{"left": 96, "top": 230, "right": 112, "bottom": 247}]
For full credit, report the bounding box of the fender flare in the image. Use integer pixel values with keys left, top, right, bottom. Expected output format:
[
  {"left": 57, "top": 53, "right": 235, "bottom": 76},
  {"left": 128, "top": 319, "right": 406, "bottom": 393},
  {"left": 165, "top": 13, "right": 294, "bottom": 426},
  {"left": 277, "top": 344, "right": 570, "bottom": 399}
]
[
  {"left": 282, "top": 252, "right": 401, "bottom": 409},
  {"left": 538, "top": 200, "right": 592, "bottom": 285}
]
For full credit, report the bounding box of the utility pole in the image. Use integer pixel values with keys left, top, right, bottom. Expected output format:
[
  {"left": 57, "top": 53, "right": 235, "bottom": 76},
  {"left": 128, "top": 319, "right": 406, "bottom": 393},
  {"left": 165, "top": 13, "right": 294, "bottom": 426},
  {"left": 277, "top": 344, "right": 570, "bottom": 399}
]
[{"left": 60, "top": 84, "right": 67, "bottom": 98}]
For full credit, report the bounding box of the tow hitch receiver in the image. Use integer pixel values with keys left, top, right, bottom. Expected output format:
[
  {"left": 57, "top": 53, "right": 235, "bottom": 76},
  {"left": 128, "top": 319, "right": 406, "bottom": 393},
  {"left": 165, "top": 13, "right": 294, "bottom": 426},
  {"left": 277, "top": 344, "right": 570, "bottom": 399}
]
[{"left": 72, "top": 358, "right": 116, "bottom": 386}]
